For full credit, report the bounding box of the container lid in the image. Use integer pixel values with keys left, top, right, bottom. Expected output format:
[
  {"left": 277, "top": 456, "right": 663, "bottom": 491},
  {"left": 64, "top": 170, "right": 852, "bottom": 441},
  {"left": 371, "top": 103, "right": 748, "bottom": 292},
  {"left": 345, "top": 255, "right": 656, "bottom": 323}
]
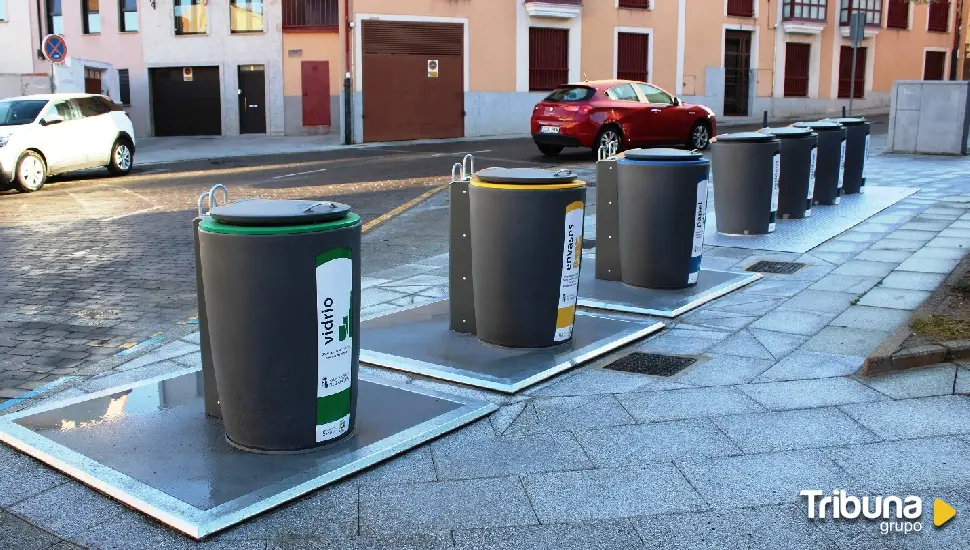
[
  {"left": 760, "top": 126, "right": 814, "bottom": 138},
  {"left": 713, "top": 131, "right": 778, "bottom": 143},
  {"left": 209, "top": 199, "right": 352, "bottom": 226},
  {"left": 793, "top": 121, "right": 844, "bottom": 131},
  {"left": 622, "top": 148, "right": 705, "bottom": 161},
  {"left": 821, "top": 117, "right": 867, "bottom": 126},
  {"left": 473, "top": 167, "right": 579, "bottom": 184}
]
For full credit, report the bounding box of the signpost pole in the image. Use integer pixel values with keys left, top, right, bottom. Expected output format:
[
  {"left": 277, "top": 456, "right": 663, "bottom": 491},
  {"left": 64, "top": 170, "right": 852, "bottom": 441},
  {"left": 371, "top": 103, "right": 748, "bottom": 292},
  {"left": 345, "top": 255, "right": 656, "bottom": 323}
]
[
  {"left": 848, "top": 3, "right": 863, "bottom": 116},
  {"left": 49, "top": 62, "right": 56, "bottom": 93}
]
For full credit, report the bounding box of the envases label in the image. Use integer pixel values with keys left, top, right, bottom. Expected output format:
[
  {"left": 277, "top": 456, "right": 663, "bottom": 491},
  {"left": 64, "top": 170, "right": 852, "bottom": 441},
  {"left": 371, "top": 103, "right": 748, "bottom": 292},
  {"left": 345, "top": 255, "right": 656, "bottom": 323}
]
[
  {"left": 862, "top": 133, "right": 871, "bottom": 189},
  {"left": 688, "top": 177, "right": 708, "bottom": 285},
  {"left": 838, "top": 139, "right": 846, "bottom": 190},
  {"left": 315, "top": 247, "right": 354, "bottom": 443},
  {"left": 806, "top": 146, "right": 817, "bottom": 217},
  {"left": 768, "top": 153, "right": 780, "bottom": 232},
  {"left": 555, "top": 201, "right": 584, "bottom": 342}
]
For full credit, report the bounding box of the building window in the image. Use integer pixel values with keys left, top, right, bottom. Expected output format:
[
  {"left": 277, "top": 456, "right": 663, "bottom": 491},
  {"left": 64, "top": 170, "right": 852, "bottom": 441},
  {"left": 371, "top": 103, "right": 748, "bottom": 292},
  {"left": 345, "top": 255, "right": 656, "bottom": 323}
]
[
  {"left": 727, "top": 0, "right": 755, "bottom": 17},
  {"left": 82, "top": 0, "right": 100, "bottom": 34},
  {"left": 529, "top": 27, "right": 569, "bottom": 92},
  {"left": 0, "top": 0, "right": 7, "bottom": 21},
  {"left": 119, "top": 0, "right": 138, "bottom": 32},
  {"left": 885, "top": 0, "right": 908, "bottom": 28},
  {"left": 617, "top": 32, "right": 649, "bottom": 82},
  {"left": 840, "top": 0, "right": 882, "bottom": 26},
  {"left": 784, "top": 42, "right": 811, "bottom": 97},
  {"left": 838, "top": 46, "right": 866, "bottom": 98},
  {"left": 174, "top": 0, "right": 206, "bottom": 35},
  {"left": 46, "top": 0, "right": 63, "bottom": 34},
  {"left": 924, "top": 50, "right": 947, "bottom": 80},
  {"left": 783, "top": 0, "right": 827, "bottom": 22},
  {"left": 928, "top": 0, "right": 950, "bottom": 32},
  {"left": 231, "top": 0, "right": 263, "bottom": 32},
  {"left": 119, "top": 69, "right": 131, "bottom": 105},
  {"left": 283, "top": 0, "right": 338, "bottom": 30},
  {"left": 617, "top": 0, "right": 651, "bottom": 8}
]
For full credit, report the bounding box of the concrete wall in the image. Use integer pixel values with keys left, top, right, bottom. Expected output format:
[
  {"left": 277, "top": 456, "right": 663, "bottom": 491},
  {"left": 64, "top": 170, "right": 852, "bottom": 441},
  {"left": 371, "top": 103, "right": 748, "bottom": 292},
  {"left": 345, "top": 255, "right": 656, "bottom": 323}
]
[
  {"left": 0, "top": 74, "right": 51, "bottom": 99},
  {"left": 142, "top": 0, "right": 285, "bottom": 136},
  {"left": 282, "top": 32, "right": 343, "bottom": 136},
  {"left": 887, "top": 80, "right": 970, "bottom": 155}
]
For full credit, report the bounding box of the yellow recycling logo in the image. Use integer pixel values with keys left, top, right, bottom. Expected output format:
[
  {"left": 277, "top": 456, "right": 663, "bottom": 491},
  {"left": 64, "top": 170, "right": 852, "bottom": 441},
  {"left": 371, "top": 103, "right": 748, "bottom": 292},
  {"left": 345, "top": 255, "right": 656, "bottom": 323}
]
[{"left": 934, "top": 499, "right": 956, "bottom": 527}]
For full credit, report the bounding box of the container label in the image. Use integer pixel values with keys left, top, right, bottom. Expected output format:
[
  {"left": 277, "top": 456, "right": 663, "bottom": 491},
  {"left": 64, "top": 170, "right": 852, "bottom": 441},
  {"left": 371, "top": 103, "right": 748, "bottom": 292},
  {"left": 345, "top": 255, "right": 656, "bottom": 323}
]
[
  {"left": 769, "top": 153, "right": 780, "bottom": 232},
  {"left": 688, "top": 177, "right": 708, "bottom": 285},
  {"left": 315, "top": 247, "right": 354, "bottom": 443},
  {"left": 555, "top": 201, "right": 584, "bottom": 342},
  {"left": 838, "top": 139, "right": 846, "bottom": 190},
  {"left": 806, "top": 146, "right": 817, "bottom": 217},
  {"left": 862, "top": 133, "right": 871, "bottom": 187}
]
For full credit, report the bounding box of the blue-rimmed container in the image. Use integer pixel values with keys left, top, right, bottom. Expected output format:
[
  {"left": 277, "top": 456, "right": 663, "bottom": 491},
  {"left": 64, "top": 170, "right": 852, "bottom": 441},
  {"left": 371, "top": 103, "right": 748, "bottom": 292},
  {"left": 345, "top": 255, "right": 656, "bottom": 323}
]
[{"left": 616, "top": 148, "right": 711, "bottom": 289}]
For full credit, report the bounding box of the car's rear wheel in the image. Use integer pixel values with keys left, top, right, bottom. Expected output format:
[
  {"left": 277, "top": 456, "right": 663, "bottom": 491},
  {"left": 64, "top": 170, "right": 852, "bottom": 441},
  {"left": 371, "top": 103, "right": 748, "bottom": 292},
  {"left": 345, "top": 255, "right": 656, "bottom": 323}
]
[
  {"left": 107, "top": 138, "right": 134, "bottom": 176},
  {"left": 688, "top": 121, "right": 711, "bottom": 150},
  {"left": 595, "top": 125, "right": 623, "bottom": 154},
  {"left": 14, "top": 151, "right": 47, "bottom": 193},
  {"left": 536, "top": 144, "right": 563, "bottom": 157}
]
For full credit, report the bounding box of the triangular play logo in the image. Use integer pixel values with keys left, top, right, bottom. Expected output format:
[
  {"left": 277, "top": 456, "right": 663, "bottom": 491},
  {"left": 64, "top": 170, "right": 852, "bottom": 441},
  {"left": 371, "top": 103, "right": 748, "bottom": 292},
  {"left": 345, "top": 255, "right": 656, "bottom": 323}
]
[{"left": 934, "top": 499, "right": 956, "bottom": 527}]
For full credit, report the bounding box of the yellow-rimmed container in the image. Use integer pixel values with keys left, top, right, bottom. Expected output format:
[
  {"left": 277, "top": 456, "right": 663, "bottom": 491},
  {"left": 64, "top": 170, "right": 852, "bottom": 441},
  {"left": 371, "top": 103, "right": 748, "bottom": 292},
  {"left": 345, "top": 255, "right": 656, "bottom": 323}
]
[{"left": 468, "top": 167, "right": 587, "bottom": 348}]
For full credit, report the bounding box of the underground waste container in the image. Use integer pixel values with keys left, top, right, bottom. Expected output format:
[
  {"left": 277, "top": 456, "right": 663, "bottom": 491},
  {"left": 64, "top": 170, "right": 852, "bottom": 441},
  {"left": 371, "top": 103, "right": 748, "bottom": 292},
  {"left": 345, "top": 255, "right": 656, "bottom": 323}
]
[
  {"left": 198, "top": 199, "right": 362, "bottom": 454},
  {"left": 759, "top": 126, "right": 818, "bottom": 220},
  {"left": 469, "top": 167, "right": 586, "bottom": 348},
  {"left": 793, "top": 121, "right": 846, "bottom": 206},
  {"left": 616, "top": 148, "right": 711, "bottom": 289},
  {"left": 711, "top": 132, "right": 781, "bottom": 235},
  {"left": 821, "top": 117, "right": 870, "bottom": 194}
]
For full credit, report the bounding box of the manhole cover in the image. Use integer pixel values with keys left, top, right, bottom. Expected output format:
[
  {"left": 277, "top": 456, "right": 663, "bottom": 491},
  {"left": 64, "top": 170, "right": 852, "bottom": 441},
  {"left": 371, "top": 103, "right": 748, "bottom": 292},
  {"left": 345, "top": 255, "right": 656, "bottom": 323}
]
[
  {"left": 604, "top": 352, "right": 696, "bottom": 377},
  {"left": 745, "top": 260, "right": 807, "bottom": 274}
]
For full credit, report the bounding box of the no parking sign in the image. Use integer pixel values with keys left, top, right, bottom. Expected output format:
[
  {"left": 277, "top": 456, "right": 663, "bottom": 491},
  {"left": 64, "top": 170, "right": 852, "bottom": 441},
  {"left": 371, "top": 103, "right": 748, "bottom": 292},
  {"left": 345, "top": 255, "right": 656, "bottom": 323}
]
[{"left": 43, "top": 34, "right": 68, "bottom": 64}]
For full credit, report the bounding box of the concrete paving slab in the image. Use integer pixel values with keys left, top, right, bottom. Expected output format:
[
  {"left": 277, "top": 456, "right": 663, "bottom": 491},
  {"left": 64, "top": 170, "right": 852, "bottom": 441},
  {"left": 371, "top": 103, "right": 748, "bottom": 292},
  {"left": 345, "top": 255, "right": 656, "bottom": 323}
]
[
  {"left": 783, "top": 290, "right": 855, "bottom": 315},
  {"left": 739, "top": 377, "right": 887, "bottom": 410},
  {"left": 901, "top": 220, "right": 951, "bottom": 231},
  {"left": 70, "top": 510, "right": 206, "bottom": 550},
  {"left": 800, "top": 326, "right": 892, "bottom": 357},
  {"left": 857, "top": 287, "right": 931, "bottom": 310},
  {"left": 703, "top": 296, "right": 787, "bottom": 316},
  {"left": 680, "top": 310, "right": 758, "bottom": 332},
  {"left": 940, "top": 227, "right": 970, "bottom": 239},
  {"left": 574, "top": 419, "right": 742, "bottom": 467},
  {"left": 617, "top": 386, "right": 765, "bottom": 423},
  {"left": 453, "top": 520, "right": 644, "bottom": 550},
  {"left": 908, "top": 246, "right": 969, "bottom": 260},
  {"left": 887, "top": 229, "right": 937, "bottom": 243},
  {"left": 743, "top": 279, "right": 815, "bottom": 299},
  {"left": 869, "top": 238, "right": 925, "bottom": 251},
  {"left": 879, "top": 271, "right": 948, "bottom": 291},
  {"left": 926, "top": 236, "right": 970, "bottom": 249},
  {"left": 699, "top": 256, "right": 741, "bottom": 271},
  {"left": 808, "top": 274, "right": 881, "bottom": 295},
  {"left": 0, "top": 444, "right": 67, "bottom": 507},
  {"left": 711, "top": 408, "right": 880, "bottom": 453},
  {"left": 359, "top": 477, "right": 538, "bottom": 535},
  {"left": 861, "top": 364, "right": 958, "bottom": 399},
  {"left": 362, "top": 288, "right": 408, "bottom": 308},
  {"left": 0, "top": 511, "right": 64, "bottom": 550},
  {"left": 957, "top": 367, "right": 970, "bottom": 394},
  {"left": 812, "top": 241, "right": 869, "bottom": 254},
  {"left": 10, "top": 481, "right": 127, "bottom": 540},
  {"left": 750, "top": 309, "right": 836, "bottom": 336},
  {"left": 840, "top": 395, "right": 970, "bottom": 439},
  {"left": 527, "top": 367, "right": 688, "bottom": 398},
  {"left": 708, "top": 330, "right": 775, "bottom": 359},
  {"left": 748, "top": 328, "right": 809, "bottom": 359},
  {"left": 829, "top": 437, "right": 970, "bottom": 493},
  {"left": 677, "top": 354, "right": 775, "bottom": 386},
  {"left": 431, "top": 432, "right": 591, "bottom": 480},
  {"left": 351, "top": 447, "right": 439, "bottom": 487},
  {"left": 853, "top": 249, "right": 913, "bottom": 264},
  {"left": 266, "top": 533, "right": 455, "bottom": 550},
  {"left": 810, "top": 251, "right": 855, "bottom": 264},
  {"left": 678, "top": 450, "right": 851, "bottom": 506},
  {"left": 754, "top": 351, "right": 865, "bottom": 382},
  {"left": 832, "top": 260, "right": 898, "bottom": 278},
  {"left": 114, "top": 340, "right": 197, "bottom": 372},
  {"left": 522, "top": 465, "right": 704, "bottom": 523},
  {"left": 830, "top": 305, "right": 913, "bottom": 332},
  {"left": 489, "top": 401, "right": 528, "bottom": 435},
  {"left": 506, "top": 395, "right": 636, "bottom": 436},
  {"left": 834, "top": 230, "right": 881, "bottom": 243},
  {"left": 897, "top": 256, "right": 960, "bottom": 274},
  {"left": 637, "top": 327, "right": 730, "bottom": 355}
]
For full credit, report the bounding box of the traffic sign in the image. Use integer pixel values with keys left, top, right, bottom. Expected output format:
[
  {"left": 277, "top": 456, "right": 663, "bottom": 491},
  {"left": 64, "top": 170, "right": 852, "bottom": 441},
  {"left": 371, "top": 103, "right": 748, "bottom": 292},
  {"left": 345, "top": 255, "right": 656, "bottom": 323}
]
[{"left": 43, "top": 34, "right": 68, "bottom": 64}]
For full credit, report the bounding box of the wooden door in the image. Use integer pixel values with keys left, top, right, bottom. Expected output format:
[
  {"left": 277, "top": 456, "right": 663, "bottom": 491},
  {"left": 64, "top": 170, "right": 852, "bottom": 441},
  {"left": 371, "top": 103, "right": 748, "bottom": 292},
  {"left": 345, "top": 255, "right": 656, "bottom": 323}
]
[
  {"left": 723, "top": 30, "right": 751, "bottom": 116},
  {"left": 301, "top": 61, "right": 331, "bottom": 126}
]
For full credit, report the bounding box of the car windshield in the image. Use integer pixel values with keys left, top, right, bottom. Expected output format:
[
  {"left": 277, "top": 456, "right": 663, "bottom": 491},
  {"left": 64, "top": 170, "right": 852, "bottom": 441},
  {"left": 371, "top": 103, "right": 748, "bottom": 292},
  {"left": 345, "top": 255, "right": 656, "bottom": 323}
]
[
  {"left": 543, "top": 87, "right": 595, "bottom": 102},
  {"left": 0, "top": 99, "right": 49, "bottom": 127}
]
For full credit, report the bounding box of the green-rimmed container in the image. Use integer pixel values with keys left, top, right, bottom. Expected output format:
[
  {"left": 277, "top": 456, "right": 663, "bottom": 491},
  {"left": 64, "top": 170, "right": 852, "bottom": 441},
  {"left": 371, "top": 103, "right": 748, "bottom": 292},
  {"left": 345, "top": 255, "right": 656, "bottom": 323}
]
[{"left": 198, "top": 199, "right": 361, "bottom": 454}]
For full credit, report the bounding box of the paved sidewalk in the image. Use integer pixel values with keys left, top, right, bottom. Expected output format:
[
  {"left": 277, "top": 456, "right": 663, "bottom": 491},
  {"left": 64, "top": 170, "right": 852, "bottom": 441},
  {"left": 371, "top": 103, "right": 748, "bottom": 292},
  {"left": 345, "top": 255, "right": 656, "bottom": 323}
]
[{"left": 3, "top": 136, "right": 970, "bottom": 549}]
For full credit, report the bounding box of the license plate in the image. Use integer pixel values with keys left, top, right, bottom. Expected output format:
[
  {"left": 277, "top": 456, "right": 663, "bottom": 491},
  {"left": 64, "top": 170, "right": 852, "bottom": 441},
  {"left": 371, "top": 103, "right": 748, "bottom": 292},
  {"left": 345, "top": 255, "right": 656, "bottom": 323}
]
[{"left": 540, "top": 126, "right": 560, "bottom": 134}]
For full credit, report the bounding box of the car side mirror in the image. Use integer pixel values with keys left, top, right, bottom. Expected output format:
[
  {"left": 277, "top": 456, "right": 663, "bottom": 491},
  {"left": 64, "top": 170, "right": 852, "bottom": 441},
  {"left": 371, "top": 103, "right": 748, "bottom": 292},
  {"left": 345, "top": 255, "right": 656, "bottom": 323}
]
[
  {"left": 40, "top": 118, "right": 62, "bottom": 126},
  {"left": 673, "top": 97, "right": 682, "bottom": 106}
]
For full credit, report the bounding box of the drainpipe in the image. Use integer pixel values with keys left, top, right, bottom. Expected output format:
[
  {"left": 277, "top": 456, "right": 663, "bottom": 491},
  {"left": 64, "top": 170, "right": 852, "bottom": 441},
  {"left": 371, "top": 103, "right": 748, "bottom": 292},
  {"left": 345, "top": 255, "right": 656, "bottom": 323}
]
[
  {"left": 343, "top": 0, "right": 353, "bottom": 145},
  {"left": 35, "top": 0, "right": 45, "bottom": 58},
  {"left": 952, "top": 0, "right": 964, "bottom": 80}
]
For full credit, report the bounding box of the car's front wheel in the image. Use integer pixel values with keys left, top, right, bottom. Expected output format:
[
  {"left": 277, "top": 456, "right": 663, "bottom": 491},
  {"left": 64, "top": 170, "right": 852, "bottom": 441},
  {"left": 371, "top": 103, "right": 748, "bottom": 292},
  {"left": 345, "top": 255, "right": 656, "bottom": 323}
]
[
  {"left": 688, "top": 121, "right": 712, "bottom": 150},
  {"left": 107, "top": 138, "right": 134, "bottom": 176},
  {"left": 536, "top": 143, "right": 563, "bottom": 157},
  {"left": 14, "top": 151, "right": 47, "bottom": 193}
]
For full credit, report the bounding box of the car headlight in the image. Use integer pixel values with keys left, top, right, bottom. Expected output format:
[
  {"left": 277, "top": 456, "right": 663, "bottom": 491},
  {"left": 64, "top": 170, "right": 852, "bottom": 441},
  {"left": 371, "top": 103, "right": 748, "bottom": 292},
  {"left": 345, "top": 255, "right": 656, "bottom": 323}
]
[{"left": 0, "top": 136, "right": 8, "bottom": 148}]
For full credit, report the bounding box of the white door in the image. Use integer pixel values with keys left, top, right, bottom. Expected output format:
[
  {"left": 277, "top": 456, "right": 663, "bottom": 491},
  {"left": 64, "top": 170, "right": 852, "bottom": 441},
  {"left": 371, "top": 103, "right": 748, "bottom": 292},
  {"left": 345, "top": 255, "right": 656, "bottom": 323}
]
[
  {"left": 73, "top": 97, "right": 117, "bottom": 167},
  {"left": 35, "top": 100, "right": 85, "bottom": 173}
]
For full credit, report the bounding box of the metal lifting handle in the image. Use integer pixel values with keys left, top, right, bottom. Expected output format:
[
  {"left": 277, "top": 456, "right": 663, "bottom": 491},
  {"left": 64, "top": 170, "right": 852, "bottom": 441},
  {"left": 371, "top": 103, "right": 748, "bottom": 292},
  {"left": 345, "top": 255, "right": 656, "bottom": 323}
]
[
  {"left": 597, "top": 145, "right": 608, "bottom": 162},
  {"left": 452, "top": 162, "right": 463, "bottom": 182},
  {"left": 553, "top": 169, "right": 574, "bottom": 177},
  {"left": 608, "top": 141, "right": 618, "bottom": 158},
  {"left": 207, "top": 184, "right": 229, "bottom": 213},
  {"left": 197, "top": 192, "right": 211, "bottom": 218},
  {"left": 462, "top": 154, "right": 474, "bottom": 181},
  {"left": 303, "top": 201, "right": 336, "bottom": 212}
]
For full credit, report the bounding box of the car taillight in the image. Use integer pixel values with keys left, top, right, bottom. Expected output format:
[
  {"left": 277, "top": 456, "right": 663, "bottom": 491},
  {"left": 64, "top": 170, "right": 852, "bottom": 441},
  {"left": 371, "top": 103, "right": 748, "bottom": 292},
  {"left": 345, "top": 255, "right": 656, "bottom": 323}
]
[{"left": 562, "top": 104, "right": 591, "bottom": 115}]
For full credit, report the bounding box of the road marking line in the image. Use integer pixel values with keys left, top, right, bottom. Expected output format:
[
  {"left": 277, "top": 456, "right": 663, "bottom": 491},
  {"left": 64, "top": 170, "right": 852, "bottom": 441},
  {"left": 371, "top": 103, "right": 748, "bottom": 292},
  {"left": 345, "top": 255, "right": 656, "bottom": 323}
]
[
  {"left": 115, "top": 336, "right": 165, "bottom": 356},
  {"left": 362, "top": 185, "right": 448, "bottom": 234},
  {"left": 101, "top": 206, "right": 161, "bottom": 222},
  {"left": 0, "top": 376, "right": 79, "bottom": 411},
  {"left": 272, "top": 168, "right": 329, "bottom": 180}
]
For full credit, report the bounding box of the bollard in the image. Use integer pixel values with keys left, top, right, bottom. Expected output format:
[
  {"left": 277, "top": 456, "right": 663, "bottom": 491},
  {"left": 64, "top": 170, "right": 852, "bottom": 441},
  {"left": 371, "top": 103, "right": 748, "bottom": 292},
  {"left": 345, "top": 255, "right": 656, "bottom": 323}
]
[
  {"left": 595, "top": 142, "right": 621, "bottom": 281},
  {"left": 449, "top": 156, "right": 475, "bottom": 334}
]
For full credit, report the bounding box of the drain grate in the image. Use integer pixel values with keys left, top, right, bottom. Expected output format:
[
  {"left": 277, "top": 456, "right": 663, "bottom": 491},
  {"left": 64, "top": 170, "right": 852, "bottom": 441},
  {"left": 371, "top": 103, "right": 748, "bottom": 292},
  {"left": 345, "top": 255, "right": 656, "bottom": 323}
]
[
  {"left": 745, "top": 260, "right": 807, "bottom": 274},
  {"left": 604, "top": 352, "right": 696, "bottom": 377}
]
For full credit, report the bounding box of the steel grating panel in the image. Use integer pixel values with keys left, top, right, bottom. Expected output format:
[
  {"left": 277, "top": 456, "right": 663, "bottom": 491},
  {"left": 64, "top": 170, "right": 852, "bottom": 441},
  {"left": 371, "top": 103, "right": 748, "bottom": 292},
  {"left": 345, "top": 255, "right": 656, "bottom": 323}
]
[
  {"left": 360, "top": 300, "right": 663, "bottom": 393},
  {"left": 0, "top": 368, "right": 496, "bottom": 540},
  {"left": 704, "top": 186, "right": 918, "bottom": 253}
]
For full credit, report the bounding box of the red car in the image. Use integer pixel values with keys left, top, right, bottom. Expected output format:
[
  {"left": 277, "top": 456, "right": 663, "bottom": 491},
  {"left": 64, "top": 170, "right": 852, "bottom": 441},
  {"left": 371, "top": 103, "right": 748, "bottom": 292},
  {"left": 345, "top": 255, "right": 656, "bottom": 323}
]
[{"left": 530, "top": 79, "right": 717, "bottom": 156}]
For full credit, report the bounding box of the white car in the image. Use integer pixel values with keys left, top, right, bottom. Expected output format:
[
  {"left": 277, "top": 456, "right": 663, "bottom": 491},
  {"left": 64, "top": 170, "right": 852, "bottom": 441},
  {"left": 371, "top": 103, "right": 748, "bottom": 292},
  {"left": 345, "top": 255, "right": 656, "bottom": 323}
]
[{"left": 0, "top": 93, "right": 136, "bottom": 193}]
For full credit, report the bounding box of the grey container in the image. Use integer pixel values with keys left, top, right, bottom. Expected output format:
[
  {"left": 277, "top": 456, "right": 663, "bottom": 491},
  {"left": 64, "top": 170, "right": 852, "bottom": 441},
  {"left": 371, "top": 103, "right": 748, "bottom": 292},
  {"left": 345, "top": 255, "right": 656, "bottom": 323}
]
[
  {"left": 793, "top": 121, "right": 847, "bottom": 206},
  {"left": 760, "top": 126, "right": 818, "bottom": 220},
  {"left": 711, "top": 132, "right": 782, "bottom": 235},
  {"left": 469, "top": 167, "right": 587, "bottom": 348},
  {"left": 617, "top": 148, "right": 711, "bottom": 289},
  {"left": 199, "top": 199, "right": 362, "bottom": 454},
  {"left": 821, "top": 117, "right": 870, "bottom": 194}
]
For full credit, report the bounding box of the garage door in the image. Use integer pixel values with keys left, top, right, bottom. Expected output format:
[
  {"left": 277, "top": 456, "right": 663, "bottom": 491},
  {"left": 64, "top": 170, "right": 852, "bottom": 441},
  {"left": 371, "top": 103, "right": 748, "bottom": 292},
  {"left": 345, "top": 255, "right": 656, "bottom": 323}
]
[
  {"left": 361, "top": 20, "right": 463, "bottom": 143},
  {"left": 150, "top": 67, "right": 222, "bottom": 137}
]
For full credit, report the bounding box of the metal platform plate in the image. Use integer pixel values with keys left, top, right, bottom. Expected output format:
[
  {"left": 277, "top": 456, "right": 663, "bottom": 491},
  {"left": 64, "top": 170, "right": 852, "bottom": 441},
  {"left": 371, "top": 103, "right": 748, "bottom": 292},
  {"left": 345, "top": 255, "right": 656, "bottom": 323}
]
[
  {"left": 577, "top": 261, "right": 762, "bottom": 318},
  {"left": 704, "top": 185, "right": 918, "bottom": 253},
  {"left": 0, "top": 368, "right": 496, "bottom": 540},
  {"left": 360, "top": 300, "right": 663, "bottom": 393}
]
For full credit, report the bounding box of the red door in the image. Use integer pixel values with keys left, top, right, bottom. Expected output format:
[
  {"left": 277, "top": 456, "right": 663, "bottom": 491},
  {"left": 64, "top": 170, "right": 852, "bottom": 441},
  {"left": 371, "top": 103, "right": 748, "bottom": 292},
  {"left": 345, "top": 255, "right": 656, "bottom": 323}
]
[{"left": 301, "top": 61, "right": 331, "bottom": 127}]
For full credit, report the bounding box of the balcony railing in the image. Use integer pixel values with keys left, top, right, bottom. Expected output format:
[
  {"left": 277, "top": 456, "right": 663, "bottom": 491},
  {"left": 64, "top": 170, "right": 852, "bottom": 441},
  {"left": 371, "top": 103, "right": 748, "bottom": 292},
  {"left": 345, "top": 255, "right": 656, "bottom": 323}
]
[
  {"left": 727, "top": 0, "right": 754, "bottom": 17},
  {"left": 928, "top": 0, "right": 950, "bottom": 32},
  {"left": 617, "top": 0, "right": 650, "bottom": 9},
  {"left": 783, "top": 0, "right": 828, "bottom": 22},
  {"left": 283, "top": 0, "right": 338, "bottom": 31}
]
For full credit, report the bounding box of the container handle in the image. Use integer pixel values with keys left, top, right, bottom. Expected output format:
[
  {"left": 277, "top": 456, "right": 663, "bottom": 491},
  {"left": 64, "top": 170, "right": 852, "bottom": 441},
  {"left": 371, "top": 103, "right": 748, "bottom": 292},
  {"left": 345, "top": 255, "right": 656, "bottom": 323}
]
[
  {"left": 208, "top": 184, "right": 229, "bottom": 211},
  {"left": 197, "top": 192, "right": 211, "bottom": 218},
  {"left": 462, "top": 154, "right": 474, "bottom": 181},
  {"left": 553, "top": 169, "right": 574, "bottom": 177},
  {"left": 608, "top": 141, "right": 618, "bottom": 158},
  {"left": 452, "top": 162, "right": 463, "bottom": 182},
  {"left": 303, "top": 201, "right": 336, "bottom": 212}
]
